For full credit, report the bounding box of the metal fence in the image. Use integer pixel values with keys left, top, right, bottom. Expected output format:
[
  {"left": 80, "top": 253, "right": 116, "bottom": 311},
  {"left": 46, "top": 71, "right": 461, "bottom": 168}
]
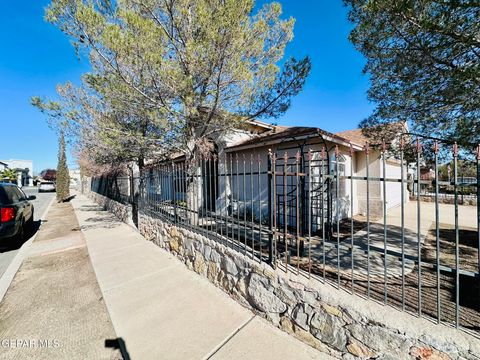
[
  {"left": 92, "top": 138, "right": 480, "bottom": 335},
  {"left": 90, "top": 175, "right": 132, "bottom": 205}
]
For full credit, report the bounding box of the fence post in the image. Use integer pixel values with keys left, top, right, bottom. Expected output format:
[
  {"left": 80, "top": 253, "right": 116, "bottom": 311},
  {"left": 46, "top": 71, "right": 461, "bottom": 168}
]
[
  {"left": 453, "top": 142, "right": 459, "bottom": 328},
  {"left": 477, "top": 144, "right": 480, "bottom": 273},
  {"left": 172, "top": 162, "right": 177, "bottom": 224},
  {"left": 129, "top": 171, "right": 134, "bottom": 205},
  {"left": 128, "top": 166, "right": 139, "bottom": 228},
  {"left": 416, "top": 139, "right": 423, "bottom": 317},
  {"left": 268, "top": 150, "right": 274, "bottom": 265}
]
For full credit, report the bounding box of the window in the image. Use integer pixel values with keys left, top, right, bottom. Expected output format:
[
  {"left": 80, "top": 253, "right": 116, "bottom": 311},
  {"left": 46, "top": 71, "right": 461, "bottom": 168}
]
[
  {"left": 330, "top": 154, "right": 347, "bottom": 198},
  {"left": 17, "top": 188, "right": 28, "bottom": 201},
  {"left": 4, "top": 186, "right": 20, "bottom": 204}
]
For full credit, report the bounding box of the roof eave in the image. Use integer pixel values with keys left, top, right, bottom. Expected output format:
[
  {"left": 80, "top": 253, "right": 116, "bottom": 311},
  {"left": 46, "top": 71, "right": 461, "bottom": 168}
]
[
  {"left": 225, "top": 128, "right": 364, "bottom": 153},
  {"left": 245, "top": 119, "right": 275, "bottom": 130},
  {"left": 319, "top": 132, "right": 364, "bottom": 150},
  {"left": 224, "top": 132, "right": 317, "bottom": 152}
]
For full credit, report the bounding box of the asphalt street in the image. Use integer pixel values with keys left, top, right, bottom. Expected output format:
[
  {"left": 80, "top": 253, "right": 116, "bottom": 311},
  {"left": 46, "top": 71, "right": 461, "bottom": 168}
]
[{"left": 0, "top": 187, "right": 55, "bottom": 278}]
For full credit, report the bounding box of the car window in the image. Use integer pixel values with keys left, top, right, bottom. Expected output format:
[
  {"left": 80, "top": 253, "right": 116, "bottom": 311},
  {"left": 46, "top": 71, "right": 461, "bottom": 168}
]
[
  {"left": 0, "top": 187, "right": 8, "bottom": 205},
  {"left": 4, "top": 186, "right": 20, "bottom": 204},
  {"left": 16, "top": 188, "right": 28, "bottom": 201}
]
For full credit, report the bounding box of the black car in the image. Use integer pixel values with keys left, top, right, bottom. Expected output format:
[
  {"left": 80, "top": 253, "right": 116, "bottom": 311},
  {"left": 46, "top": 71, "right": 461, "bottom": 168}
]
[{"left": 0, "top": 184, "right": 36, "bottom": 241}]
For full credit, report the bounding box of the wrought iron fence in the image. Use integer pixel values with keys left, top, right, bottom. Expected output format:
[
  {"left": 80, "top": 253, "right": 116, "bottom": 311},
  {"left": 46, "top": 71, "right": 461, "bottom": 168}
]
[
  {"left": 91, "top": 175, "right": 132, "bottom": 205},
  {"left": 92, "top": 137, "right": 480, "bottom": 335}
]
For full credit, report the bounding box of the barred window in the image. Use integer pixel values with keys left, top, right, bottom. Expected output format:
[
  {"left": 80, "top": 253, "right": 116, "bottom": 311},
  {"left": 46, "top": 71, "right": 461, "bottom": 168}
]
[{"left": 330, "top": 154, "right": 346, "bottom": 197}]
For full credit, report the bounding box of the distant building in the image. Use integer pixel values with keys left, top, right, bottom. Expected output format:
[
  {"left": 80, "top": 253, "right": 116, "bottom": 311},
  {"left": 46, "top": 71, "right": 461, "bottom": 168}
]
[
  {"left": 0, "top": 159, "right": 34, "bottom": 187},
  {"left": 39, "top": 169, "right": 57, "bottom": 181},
  {"left": 420, "top": 168, "right": 436, "bottom": 180}
]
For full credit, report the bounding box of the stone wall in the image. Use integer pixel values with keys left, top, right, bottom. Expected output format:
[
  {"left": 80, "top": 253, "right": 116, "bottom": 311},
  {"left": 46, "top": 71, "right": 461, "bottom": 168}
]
[
  {"left": 410, "top": 195, "right": 477, "bottom": 206},
  {"left": 138, "top": 214, "right": 480, "bottom": 360},
  {"left": 81, "top": 178, "right": 135, "bottom": 227}
]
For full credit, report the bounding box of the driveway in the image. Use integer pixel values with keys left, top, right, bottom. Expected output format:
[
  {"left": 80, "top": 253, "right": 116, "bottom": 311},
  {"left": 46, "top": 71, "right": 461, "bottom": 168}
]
[{"left": 316, "top": 200, "right": 478, "bottom": 278}]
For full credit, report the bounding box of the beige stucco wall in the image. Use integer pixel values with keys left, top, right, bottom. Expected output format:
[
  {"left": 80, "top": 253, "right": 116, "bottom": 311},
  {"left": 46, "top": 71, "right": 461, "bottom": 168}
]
[
  {"left": 181, "top": 132, "right": 407, "bottom": 228},
  {"left": 355, "top": 150, "right": 382, "bottom": 217},
  {"left": 215, "top": 139, "right": 356, "bottom": 235}
]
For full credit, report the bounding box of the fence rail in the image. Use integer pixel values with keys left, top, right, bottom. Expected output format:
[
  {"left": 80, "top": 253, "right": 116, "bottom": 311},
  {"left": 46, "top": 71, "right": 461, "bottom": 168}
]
[{"left": 90, "top": 138, "right": 480, "bottom": 335}]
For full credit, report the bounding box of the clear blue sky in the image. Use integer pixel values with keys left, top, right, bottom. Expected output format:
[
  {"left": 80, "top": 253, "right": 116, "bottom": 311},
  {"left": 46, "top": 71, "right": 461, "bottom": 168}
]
[{"left": 0, "top": 0, "right": 373, "bottom": 174}]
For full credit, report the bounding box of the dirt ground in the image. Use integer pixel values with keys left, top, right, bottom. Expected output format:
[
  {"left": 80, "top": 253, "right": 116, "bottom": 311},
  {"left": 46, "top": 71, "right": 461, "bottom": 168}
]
[{"left": 298, "top": 210, "right": 480, "bottom": 334}]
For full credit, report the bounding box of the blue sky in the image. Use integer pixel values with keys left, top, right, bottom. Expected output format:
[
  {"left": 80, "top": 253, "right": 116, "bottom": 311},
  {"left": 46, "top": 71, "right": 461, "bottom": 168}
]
[{"left": 0, "top": 0, "right": 373, "bottom": 174}]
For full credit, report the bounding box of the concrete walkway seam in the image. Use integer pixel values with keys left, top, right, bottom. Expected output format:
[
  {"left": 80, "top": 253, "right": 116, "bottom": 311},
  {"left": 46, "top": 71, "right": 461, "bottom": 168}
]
[{"left": 203, "top": 315, "right": 256, "bottom": 360}]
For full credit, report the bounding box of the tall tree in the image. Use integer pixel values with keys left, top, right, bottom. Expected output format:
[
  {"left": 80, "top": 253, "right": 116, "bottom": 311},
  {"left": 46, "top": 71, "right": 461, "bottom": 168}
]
[
  {"left": 344, "top": 0, "right": 480, "bottom": 149},
  {"left": 34, "top": 0, "right": 311, "bottom": 170},
  {"left": 56, "top": 131, "right": 71, "bottom": 202}
]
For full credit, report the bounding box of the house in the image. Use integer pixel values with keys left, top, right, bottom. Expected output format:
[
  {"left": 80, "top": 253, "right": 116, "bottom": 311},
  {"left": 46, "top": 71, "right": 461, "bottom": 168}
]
[
  {"left": 144, "top": 121, "right": 408, "bottom": 236},
  {"left": 39, "top": 169, "right": 57, "bottom": 182},
  {"left": 420, "top": 168, "right": 435, "bottom": 180},
  {"left": 223, "top": 124, "right": 406, "bottom": 223},
  {"left": 0, "top": 159, "right": 34, "bottom": 187},
  {"left": 335, "top": 128, "right": 408, "bottom": 217}
]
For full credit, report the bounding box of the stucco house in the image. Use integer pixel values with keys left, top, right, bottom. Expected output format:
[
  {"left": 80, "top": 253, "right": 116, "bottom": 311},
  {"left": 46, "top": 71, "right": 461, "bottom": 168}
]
[
  {"left": 0, "top": 159, "right": 34, "bottom": 187},
  {"left": 145, "top": 120, "right": 408, "bottom": 236}
]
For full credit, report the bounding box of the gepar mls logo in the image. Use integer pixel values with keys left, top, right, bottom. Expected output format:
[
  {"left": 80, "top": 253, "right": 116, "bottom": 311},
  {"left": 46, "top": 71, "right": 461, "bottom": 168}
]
[{"left": 1, "top": 339, "right": 60, "bottom": 348}]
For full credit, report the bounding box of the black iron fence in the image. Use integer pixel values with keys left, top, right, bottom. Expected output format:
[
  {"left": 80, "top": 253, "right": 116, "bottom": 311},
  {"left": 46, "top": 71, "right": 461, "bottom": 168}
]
[
  {"left": 91, "top": 138, "right": 480, "bottom": 335},
  {"left": 90, "top": 175, "right": 131, "bottom": 205}
]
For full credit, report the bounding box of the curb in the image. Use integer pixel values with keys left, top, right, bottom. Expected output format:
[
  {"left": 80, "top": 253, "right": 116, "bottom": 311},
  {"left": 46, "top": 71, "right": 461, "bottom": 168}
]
[{"left": 0, "top": 195, "right": 57, "bottom": 302}]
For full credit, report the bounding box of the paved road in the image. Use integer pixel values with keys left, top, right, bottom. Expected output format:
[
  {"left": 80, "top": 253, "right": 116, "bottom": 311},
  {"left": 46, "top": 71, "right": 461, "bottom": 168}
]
[{"left": 0, "top": 187, "right": 55, "bottom": 278}]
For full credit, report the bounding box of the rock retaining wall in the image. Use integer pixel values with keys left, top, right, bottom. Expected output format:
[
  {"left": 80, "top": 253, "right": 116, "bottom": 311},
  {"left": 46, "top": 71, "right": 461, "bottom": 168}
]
[
  {"left": 89, "top": 192, "right": 133, "bottom": 226},
  {"left": 138, "top": 214, "right": 480, "bottom": 360},
  {"left": 410, "top": 195, "right": 477, "bottom": 206},
  {"left": 81, "top": 179, "right": 134, "bottom": 227}
]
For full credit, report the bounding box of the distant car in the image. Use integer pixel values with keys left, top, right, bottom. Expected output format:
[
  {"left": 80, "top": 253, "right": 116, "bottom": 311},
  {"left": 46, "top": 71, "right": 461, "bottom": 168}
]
[
  {"left": 39, "top": 182, "right": 56, "bottom": 193},
  {"left": 0, "top": 183, "right": 35, "bottom": 241}
]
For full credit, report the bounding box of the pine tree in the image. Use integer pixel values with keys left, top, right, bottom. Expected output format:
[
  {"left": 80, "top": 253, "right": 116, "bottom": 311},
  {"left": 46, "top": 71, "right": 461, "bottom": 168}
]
[
  {"left": 345, "top": 0, "right": 480, "bottom": 148},
  {"left": 56, "top": 131, "right": 70, "bottom": 202},
  {"left": 34, "top": 0, "right": 311, "bottom": 168}
]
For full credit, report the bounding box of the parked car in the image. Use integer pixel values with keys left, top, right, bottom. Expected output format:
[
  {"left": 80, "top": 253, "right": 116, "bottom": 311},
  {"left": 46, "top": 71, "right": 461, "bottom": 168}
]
[
  {"left": 38, "top": 181, "right": 56, "bottom": 193},
  {"left": 0, "top": 183, "right": 35, "bottom": 241}
]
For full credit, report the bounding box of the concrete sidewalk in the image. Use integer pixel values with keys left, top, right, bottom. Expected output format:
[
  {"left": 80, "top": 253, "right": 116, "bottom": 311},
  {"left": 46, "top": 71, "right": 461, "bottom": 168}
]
[{"left": 72, "top": 194, "right": 333, "bottom": 360}]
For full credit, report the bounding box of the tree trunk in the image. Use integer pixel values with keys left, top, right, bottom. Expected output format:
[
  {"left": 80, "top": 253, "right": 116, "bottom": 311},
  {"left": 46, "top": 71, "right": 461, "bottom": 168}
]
[
  {"left": 131, "top": 157, "right": 144, "bottom": 228},
  {"left": 185, "top": 137, "right": 199, "bottom": 226}
]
